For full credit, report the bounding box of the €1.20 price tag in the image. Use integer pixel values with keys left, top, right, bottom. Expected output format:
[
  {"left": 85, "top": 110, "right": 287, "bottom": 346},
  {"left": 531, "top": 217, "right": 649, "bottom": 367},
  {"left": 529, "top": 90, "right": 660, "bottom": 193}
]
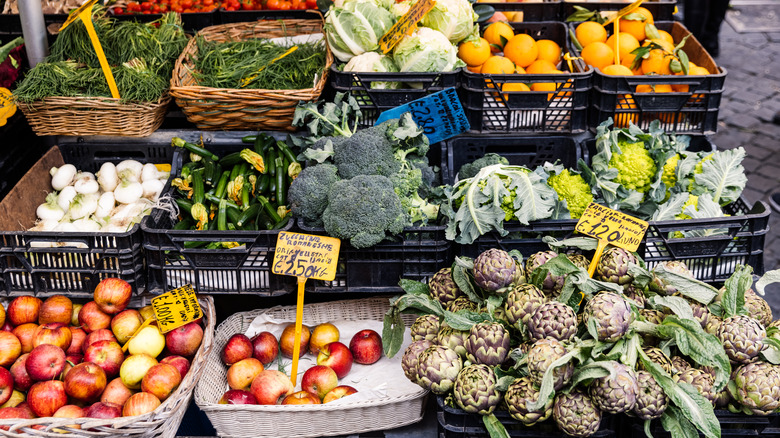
[
  {"left": 151, "top": 285, "right": 202, "bottom": 334},
  {"left": 575, "top": 203, "right": 648, "bottom": 277}
]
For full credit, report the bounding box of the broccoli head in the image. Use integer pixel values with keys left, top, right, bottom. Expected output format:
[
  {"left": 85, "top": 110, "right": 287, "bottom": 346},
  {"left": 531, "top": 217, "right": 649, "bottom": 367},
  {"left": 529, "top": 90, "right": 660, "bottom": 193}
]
[
  {"left": 288, "top": 163, "right": 340, "bottom": 227},
  {"left": 458, "top": 153, "right": 510, "bottom": 180},
  {"left": 332, "top": 126, "right": 401, "bottom": 179},
  {"left": 322, "top": 175, "right": 406, "bottom": 249}
]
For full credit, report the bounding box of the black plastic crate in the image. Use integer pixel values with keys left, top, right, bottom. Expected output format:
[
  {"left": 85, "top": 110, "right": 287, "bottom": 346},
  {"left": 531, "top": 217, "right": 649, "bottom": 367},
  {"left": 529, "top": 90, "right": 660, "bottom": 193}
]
[
  {"left": 460, "top": 22, "right": 591, "bottom": 134},
  {"left": 0, "top": 13, "right": 69, "bottom": 36},
  {"left": 561, "top": 0, "right": 677, "bottom": 21},
  {"left": 110, "top": 10, "right": 215, "bottom": 32},
  {"left": 484, "top": 0, "right": 561, "bottom": 22},
  {"left": 625, "top": 411, "right": 780, "bottom": 437},
  {"left": 297, "top": 219, "right": 452, "bottom": 293},
  {"left": 437, "top": 395, "right": 617, "bottom": 438},
  {"left": 0, "top": 139, "right": 175, "bottom": 297},
  {"left": 442, "top": 135, "right": 583, "bottom": 185},
  {"left": 329, "top": 65, "right": 461, "bottom": 128},
  {"left": 217, "top": 9, "right": 321, "bottom": 24}
]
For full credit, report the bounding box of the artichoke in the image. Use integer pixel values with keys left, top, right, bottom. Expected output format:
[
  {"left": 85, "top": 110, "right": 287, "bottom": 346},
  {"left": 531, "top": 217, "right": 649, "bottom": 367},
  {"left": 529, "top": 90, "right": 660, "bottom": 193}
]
[
  {"left": 589, "top": 362, "right": 638, "bottom": 414},
  {"left": 634, "top": 370, "right": 669, "bottom": 420},
  {"left": 452, "top": 364, "right": 501, "bottom": 415},
  {"left": 670, "top": 356, "right": 692, "bottom": 374},
  {"left": 648, "top": 260, "right": 693, "bottom": 295},
  {"left": 640, "top": 347, "right": 673, "bottom": 375},
  {"left": 504, "top": 283, "right": 547, "bottom": 327},
  {"left": 473, "top": 248, "right": 516, "bottom": 293},
  {"left": 674, "top": 368, "right": 716, "bottom": 405},
  {"left": 436, "top": 324, "right": 469, "bottom": 358},
  {"left": 717, "top": 315, "right": 766, "bottom": 364},
  {"left": 553, "top": 391, "right": 601, "bottom": 438},
  {"left": 417, "top": 346, "right": 463, "bottom": 395},
  {"left": 527, "top": 338, "right": 573, "bottom": 391},
  {"left": 595, "top": 247, "right": 638, "bottom": 285},
  {"left": 705, "top": 315, "right": 722, "bottom": 335},
  {"left": 527, "top": 301, "right": 578, "bottom": 343},
  {"left": 465, "top": 322, "right": 510, "bottom": 366},
  {"left": 624, "top": 284, "right": 646, "bottom": 308},
  {"left": 729, "top": 361, "right": 780, "bottom": 415},
  {"left": 401, "top": 340, "right": 433, "bottom": 384},
  {"left": 689, "top": 300, "right": 711, "bottom": 330},
  {"left": 524, "top": 250, "right": 557, "bottom": 279},
  {"left": 429, "top": 268, "right": 463, "bottom": 308},
  {"left": 745, "top": 289, "right": 773, "bottom": 327},
  {"left": 583, "top": 292, "right": 632, "bottom": 342},
  {"left": 448, "top": 296, "right": 479, "bottom": 313},
  {"left": 504, "top": 377, "right": 553, "bottom": 426},
  {"left": 410, "top": 314, "right": 440, "bottom": 343},
  {"left": 639, "top": 309, "right": 665, "bottom": 325},
  {"left": 525, "top": 252, "right": 589, "bottom": 298}
]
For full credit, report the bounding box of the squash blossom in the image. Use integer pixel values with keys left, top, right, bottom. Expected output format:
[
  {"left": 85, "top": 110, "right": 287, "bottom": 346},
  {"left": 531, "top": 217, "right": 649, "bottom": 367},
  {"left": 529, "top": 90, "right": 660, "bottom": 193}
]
[
  {"left": 190, "top": 203, "right": 209, "bottom": 230},
  {"left": 240, "top": 149, "right": 265, "bottom": 173}
]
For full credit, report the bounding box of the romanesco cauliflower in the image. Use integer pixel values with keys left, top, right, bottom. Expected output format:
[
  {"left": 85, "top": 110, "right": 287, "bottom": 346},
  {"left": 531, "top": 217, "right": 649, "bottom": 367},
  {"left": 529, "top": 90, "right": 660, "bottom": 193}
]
[
  {"left": 610, "top": 140, "right": 657, "bottom": 193},
  {"left": 676, "top": 194, "right": 699, "bottom": 220},
  {"left": 662, "top": 154, "right": 680, "bottom": 189},
  {"left": 547, "top": 169, "right": 593, "bottom": 219}
]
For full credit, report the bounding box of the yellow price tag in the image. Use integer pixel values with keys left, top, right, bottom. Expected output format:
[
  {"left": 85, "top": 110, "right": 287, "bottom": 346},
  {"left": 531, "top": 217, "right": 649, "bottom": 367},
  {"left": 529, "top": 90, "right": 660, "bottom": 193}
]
[
  {"left": 151, "top": 285, "right": 202, "bottom": 334},
  {"left": 575, "top": 203, "right": 648, "bottom": 277},
  {"left": 378, "top": 0, "right": 436, "bottom": 54},
  {"left": 272, "top": 232, "right": 341, "bottom": 385},
  {"left": 0, "top": 88, "right": 16, "bottom": 127}
]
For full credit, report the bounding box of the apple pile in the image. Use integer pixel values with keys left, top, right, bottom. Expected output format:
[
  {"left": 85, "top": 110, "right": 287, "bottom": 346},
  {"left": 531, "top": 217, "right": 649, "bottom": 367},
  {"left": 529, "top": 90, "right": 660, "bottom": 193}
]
[
  {"left": 218, "top": 322, "right": 383, "bottom": 406},
  {"left": 0, "top": 278, "right": 205, "bottom": 425}
]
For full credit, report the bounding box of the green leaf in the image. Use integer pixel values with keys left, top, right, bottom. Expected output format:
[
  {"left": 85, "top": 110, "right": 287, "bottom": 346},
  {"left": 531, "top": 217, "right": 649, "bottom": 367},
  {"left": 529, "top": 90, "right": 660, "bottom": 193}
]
[
  {"left": 720, "top": 265, "right": 753, "bottom": 318},
  {"left": 674, "top": 34, "right": 692, "bottom": 53},
  {"left": 761, "top": 338, "right": 780, "bottom": 365},
  {"left": 383, "top": 309, "right": 406, "bottom": 358},
  {"left": 650, "top": 296, "right": 695, "bottom": 320},
  {"left": 628, "top": 263, "right": 654, "bottom": 288},
  {"left": 568, "top": 28, "right": 583, "bottom": 51},
  {"left": 452, "top": 262, "right": 482, "bottom": 304},
  {"left": 399, "top": 279, "right": 430, "bottom": 296},
  {"left": 670, "top": 58, "right": 682, "bottom": 74},
  {"left": 528, "top": 348, "right": 582, "bottom": 411},
  {"left": 660, "top": 406, "right": 700, "bottom": 438},
  {"left": 566, "top": 6, "right": 597, "bottom": 23},
  {"left": 586, "top": 317, "right": 599, "bottom": 341},
  {"left": 652, "top": 263, "right": 718, "bottom": 304},
  {"left": 395, "top": 293, "right": 446, "bottom": 317},
  {"left": 645, "top": 23, "right": 661, "bottom": 41},
  {"left": 483, "top": 413, "right": 510, "bottom": 438},
  {"left": 756, "top": 269, "right": 780, "bottom": 295},
  {"left": 544, "top": 235, "right": 600, "bottom": 251},
  {"left": 690, "top": 148, "right": 748, "bottom": 206},
  {"left": 622, "top": 12, "right": 648, "bottom": 21},
  {"left": 678, "top": 50, "right": 690, "bottom": 75},
  {"left": 643, "top": 419, "right": 654, "bottom": 438},
  {"left": 567, "top": 361, "right": 613, "bottom": 390},
  {"left": 496, "top": 375, "right": 516, "bottom": 392},
  {"left": 473, "top": 4, "right": 495, "bottom": 24},
  {"left": 444, "top": 310, "right": 490, "bottom": 331}
]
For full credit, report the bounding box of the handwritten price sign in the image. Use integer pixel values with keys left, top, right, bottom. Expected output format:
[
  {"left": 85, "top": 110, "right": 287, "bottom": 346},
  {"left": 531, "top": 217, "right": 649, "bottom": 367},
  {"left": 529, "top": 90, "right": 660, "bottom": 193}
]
[
  {"left": 151, "top": 285, "right": 202, "bottom": 334},
  {"left": 576, "top": 203, "right": 648, "bottom": 277},
  {"left": 378, "top": 0, "right": 435, "bottom": 53}
]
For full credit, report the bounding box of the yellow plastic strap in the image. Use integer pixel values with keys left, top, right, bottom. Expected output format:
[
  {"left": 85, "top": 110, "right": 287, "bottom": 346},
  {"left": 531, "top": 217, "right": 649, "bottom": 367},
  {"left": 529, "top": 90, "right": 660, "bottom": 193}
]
[
  {"left": 66, "top": 5, "right": 120, "bottom": 99},
  {"left": 602, "top": 0, "right": 643, "bottom": 27},
  {"left": 614, "top": 16, "right": 620, "bottom": 65},
  {"left": 564, "top": 52, "right": 582, "bottom": 73},
  {"left": 240, "top": 45, "right": 299, "bottom": 88},
  {"left": 290, "top": 277, "right": 307, "bottom": 386}
]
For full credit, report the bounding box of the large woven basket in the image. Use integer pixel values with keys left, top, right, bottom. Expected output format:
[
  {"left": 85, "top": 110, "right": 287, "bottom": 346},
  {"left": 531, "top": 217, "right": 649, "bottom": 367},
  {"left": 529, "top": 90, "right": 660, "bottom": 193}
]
[
  {"left": 17, "top": 94, "right": 170, "bottom": 137},
  {"left": 195, "top": 297, "right": 426, "bottom": 438},
  {"left": 169, "top": 18, "right": 332, "bottom": 131},
  {"left": 0, "top": 296, "right": 215, "bottom": 438}
]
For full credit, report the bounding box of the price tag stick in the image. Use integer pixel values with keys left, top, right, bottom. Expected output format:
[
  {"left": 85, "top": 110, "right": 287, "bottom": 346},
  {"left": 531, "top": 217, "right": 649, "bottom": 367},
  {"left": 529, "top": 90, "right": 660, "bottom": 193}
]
[
  {"left": 290, "top": 276, "right": 307, "bottom": 386},
  {"left": 121, "top": 317, "right": 156, "bottom": 353},
  {"left": 602, "top": 0, "right": 643, "bottom": 27},
  {"left": 587, "top": 239, "right": 609, "bottom": 278}
]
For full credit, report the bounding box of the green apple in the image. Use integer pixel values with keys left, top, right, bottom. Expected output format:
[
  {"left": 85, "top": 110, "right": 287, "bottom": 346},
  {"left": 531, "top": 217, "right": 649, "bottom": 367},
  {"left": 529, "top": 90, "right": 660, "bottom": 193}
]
[
  {"left": 127, "top": 326, "right": 165, "bottom": 358},
  {"left": 120, "top": 354, "right": 158, "bottom": 390}
]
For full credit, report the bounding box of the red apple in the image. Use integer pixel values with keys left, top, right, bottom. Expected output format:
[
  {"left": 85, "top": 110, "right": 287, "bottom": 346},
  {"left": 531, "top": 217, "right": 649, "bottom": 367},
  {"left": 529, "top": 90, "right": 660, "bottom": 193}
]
[
  {"left": 85, "top": 401, "right": 122, "bottom": 419},
  {"left": 82, "top": 328, "right": 117, "bottom": 353},
  {"left": 38, "top": 295, "right": 73, "bottom": 325},
  {"left": 218, "top": 389, "right": 257, "bottom": 405},
  {"left": 301, "top": 365, "right": 338, "bottom": 400},
  {"left": 281, "top": 390, "right": 321, "bottom": 405},
  {"left": 280, "top": 323, "right": 310, "bottom": 358},
  {"left": 9, "top": 354, "right": 32, "bottom": 392},
  {"left": 110, "top": 309, "right": 143, "bottom": 345},
  {"left": 101, "top": 377, "right": 135, "bottom": 406},
  {"left": 7, "top": 296, "right": 42, "bottom": 326},
  {"left": 221, "top": 334, "right": 253, "bottom": 366},
  {"left": 53, "top": 404, "right": 85, "bottom": 432},
  {"left": 61, "top": 354, "right": 82, "bottom": 379},
  {"left": 27, "top": 380, "right": 67, "bottom": 417},
  {"left": 251, "top": 331, "right": 279, "bottom": 366},
  {"left": 160, "top": 355, "right": 190, "bottom": 379},
  {"left": 0, "top": 321, "right": 12, "bottom": 332},
  {"left": 71, "top": 304, "right": 83, "bottom": 327},
  {"left": 26, "top": 343, "right": 66, "bottom": 381},
  {"left": 33, "top": 322, "right": 72, "bottom": 351},
  {"left": 0, "top": 406, "right": 33, "bottom": 428},
  {"left": 250, "top": 370, "right": 293, "bottom": 405},
  {"left": 0, "top": 305, "right": 5, "bottom": 330},
  {"left": 165, "top": 321, "right": 203, "bottom": 358},
  {"left": 83, "top": 340, "right": 124, "bottom": 378},
  {"left": 64, "top": 361, "right": 107, "bottom": 403},
  {"left": 15, "top": 402, "right": 34, "bottom": 418},
  {"left": 140, "top": 363, "right": 181, "bottom": 401},
  {"left": 93, "top": 278, "right": 132, "bottom": 315},
  {"left": 349, "top": 330, "right": 383, "bottom": 365},
  {"left": 317, "top": 342, "right": 353, "bottom": 379},
  {"left": 0, "top": 331, "right": 21, "bottom": 367},
  {"left": 227, "top": 358, "right": 264, "bottom": 391},
  {"left": 12, "top": 323, "right": 37, "bottom": 354},
  {"left": 78, "top": 302, "right": 111, "bottom": 333},
  {"left": 123, "top": 392, "right": 161, "bottom": 417},
  {"left": 67, "top": 327, "right": 86, "bottom": 356},
  {"left": 0, "top": 368, "right": 13, "bottom": 406},
  {"left": 322, "top": 385, "right": 358, "bottom": 403},
  {"left": 309, "top": 322, "right": 340, "bottom": 355}
]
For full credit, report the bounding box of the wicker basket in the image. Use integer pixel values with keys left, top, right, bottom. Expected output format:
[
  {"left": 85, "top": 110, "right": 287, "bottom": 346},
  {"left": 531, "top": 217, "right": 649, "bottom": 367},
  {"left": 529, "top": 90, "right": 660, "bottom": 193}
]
[
  {"left": 0, "top": 296, "right": 215, "bottom": 438},
  {"left": 195, "top": 297, "right": 426, "bottom": 438},
  {"left": 17, "top": 94, "right": 170, "bottom": 137},
  {"left": 169, "top": 18, "right": 333, "bottom": 131}
]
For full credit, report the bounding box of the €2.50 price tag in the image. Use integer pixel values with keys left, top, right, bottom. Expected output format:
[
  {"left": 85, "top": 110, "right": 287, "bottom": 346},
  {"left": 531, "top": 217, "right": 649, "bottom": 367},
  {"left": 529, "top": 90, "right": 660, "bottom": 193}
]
[
  {"left": 575, "top": 203, "right": 648, "bottom": 277},
  {"left": 151, "top": 284, "right": 202, "bottom": 334}
]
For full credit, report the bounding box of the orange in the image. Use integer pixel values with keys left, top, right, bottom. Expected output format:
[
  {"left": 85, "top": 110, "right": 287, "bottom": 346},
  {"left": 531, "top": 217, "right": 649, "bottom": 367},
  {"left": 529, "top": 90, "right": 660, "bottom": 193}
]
[
  {"left": 581, "top": 42, "right": 615, "bottom": 72},
  {"left": 467, "top": 64, "right": 483, "bottom": 73},
  {"left": 484, "top": 22, "right": 515, "bottom": 53},
  {"left": 605, "top": 32, "right": 640, "bottom": 61},
  {"left": 657, "top": 30, "right": 674, "bottom": 46},
  {"left": 504, "top": 34, "right": 538, "bottom": 68},
  {"left": 481, "top": 56, "right": 516, "bottom": 74},
  {"left": 689, "top": 65, "right": 710, "bottom": 75},
  {"left": 602, "top": 64, "right": 634, "bottom": 76},
  {"left": 535, "top": 39, "right": 561, "bottom": 65},
  {"left": 621, "top": 53, "right": 643, "bottom": 75},
  {"left": 502, "top": 82, "right": 531, "bottom": 92},
  {"left": 515, "top": 66, "right": 527, "bottom": 74},
  {"left": 641, "top": 49, "right": 673, "bottom": 75},
  {"left": 526, "top": 59, "right": 558, "bottom": 74},
  {"left": 643, "top": 38, "right": 675, "bottom": 53},
  {"left": 636, "top": 84, "right": 673, "bottom": 93},
  {"left": 576, "top": 21, "right": 607, "bottom": 48},
  {"left": 614, "top": 94, "right": 638, "bottom": 128},
  {"left": 618, "top": 7, "right": 654, "bottom": 42},
  {"left": 531, "top": 81, "right": 558, "bottom": 100},
  {"left": 458, "top": 38, "right": 491, "bottom": 67}
]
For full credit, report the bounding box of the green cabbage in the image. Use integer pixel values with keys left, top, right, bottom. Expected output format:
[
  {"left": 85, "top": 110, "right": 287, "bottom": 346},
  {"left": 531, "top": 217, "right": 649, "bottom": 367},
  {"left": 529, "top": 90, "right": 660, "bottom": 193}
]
[
  {"left": 392, "top": 27, "right": 463, "bottom": 72},
  {"left": 421, "top": 0, "right": 477, "bottom": 44},
  {"left": 325, "top": 1, "right": 396, "bottom": 62},
  {"left": 343, "top": 52, "right": 401, "bottom": 89}
]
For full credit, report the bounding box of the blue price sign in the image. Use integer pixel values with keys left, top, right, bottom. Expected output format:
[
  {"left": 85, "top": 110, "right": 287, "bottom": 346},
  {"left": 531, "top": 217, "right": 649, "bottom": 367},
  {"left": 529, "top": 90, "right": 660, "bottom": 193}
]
[{"left": 375, "top": 88, "right": 470, "bottom": 144}]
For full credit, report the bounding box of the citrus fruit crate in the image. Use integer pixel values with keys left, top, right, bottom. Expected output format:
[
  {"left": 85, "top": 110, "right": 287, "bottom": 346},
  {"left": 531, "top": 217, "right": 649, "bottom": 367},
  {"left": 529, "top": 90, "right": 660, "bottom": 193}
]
[
  {"left": 624, "top": 411, "right": 780, "bottom": 437},
  {"left": 570, "top": 21, "right": 726, "bottom": 135},
  {"left": 561, "top": 0, "right": 677, "bottom": 22},
  {"left": 483, "top": 0, "right": 562, "bottom": 22},
  {"left": 297, "top": 219, "right": 453, "bottom": 293},
  {"left": 0, "top": 139, "right": 176, "bottom": 297},
  {"left": 459, "top": 21, "right": 591, "bottom": 134},
  {"left": 328, "top": 66, "right": 461, "bottom": 129},
  {"left": 436, "top": 395, "right": 618, "bottom": 438}
]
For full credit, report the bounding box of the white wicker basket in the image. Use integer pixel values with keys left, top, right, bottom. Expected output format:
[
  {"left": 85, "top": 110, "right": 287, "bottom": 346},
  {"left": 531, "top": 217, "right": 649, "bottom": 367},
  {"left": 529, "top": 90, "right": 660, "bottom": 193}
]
[
  {"left": 194, "top": 297, "right": 426, "bottom": 438},
  {"left": 0, "top": 296, "right": 215, "bottom": 438}
]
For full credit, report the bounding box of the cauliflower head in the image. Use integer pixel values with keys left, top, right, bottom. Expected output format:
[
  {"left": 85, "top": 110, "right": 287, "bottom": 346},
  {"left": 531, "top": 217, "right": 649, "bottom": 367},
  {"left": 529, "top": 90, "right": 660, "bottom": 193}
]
[
  {"left": 547, "top": 169, "right": 593, "bottom": 219},
  {"left": 610, "top": 140, "right": 656, "bottom": 193}
]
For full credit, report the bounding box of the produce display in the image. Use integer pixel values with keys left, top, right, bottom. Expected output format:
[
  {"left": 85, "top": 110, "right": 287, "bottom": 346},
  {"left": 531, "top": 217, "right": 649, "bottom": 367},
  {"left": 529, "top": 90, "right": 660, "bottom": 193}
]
[{"left": 1, "top": 0, "right": 78, "bottom": 14}]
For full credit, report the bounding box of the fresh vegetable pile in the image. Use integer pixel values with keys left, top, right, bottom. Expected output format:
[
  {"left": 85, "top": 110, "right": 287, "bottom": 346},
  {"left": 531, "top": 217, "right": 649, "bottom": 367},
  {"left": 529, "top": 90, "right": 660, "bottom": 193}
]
[
  {"left": 383, "top": 240, "right": 780, "bottom": 438},
  {"left": 13, "top": 9, "right": 187, "bottom": 103}
]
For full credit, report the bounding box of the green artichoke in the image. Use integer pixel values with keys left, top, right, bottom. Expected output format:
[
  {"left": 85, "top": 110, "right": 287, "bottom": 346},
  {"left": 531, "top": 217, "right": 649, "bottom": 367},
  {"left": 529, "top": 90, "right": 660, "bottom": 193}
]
[
  {"left": 410, "top": 314, "right": 440, "bottom": 343},
  {"left": 453, "top": 364, "right": 501, "bottom": 415},
  {"left": 465, "top": 322, "right": 510, "bottom": 366},
  {"left": 705, "top": 315, "right": 722, "bottom": 335},
  {"left": 624, "top": 284, "right": 646, "bottom": 308},
  {"left": 429, "top": 268, "right": 463, "bottom": 309},
  {"left": 639, "top": 309, "right": 665, "bottom": 325},
  {"left": 634, "top": 370, "right": 669, "bottom": 420},
  {"left": 648, "top": 260, "right": 693, "bottom": 295},
  {"left": 640, "top": 347, "right": 673, "bottom": 375},
  {"left": 504, "top": 377, "right": 553, "bottom": 426},
  {"left": 583, "top": 292, "right": 632, "bottom": 342},
  {"left": 473, "top": 248, "right": 516, "bottom": 293},
  {"left": 417, "top": 346, "right": 463, "bottom": 395},
  {"left": 437, "top": 324, "right": 469, "bottom": 358},
  {"left": 689, "top": 300, "right": 711, "bottom": 330},
  {"left": 526, "top": 252, "right": 589, "bottom": 298},
  {"left": 674, "top": 368, "right": 716, "bottom": 405},
  {"left": 745, "top": 289, "right": 773, "bottom": 327},
  {"left": 670, "top": 356, "right": 692, "bottom": 374},
  {"left": 589, "top": 362, "right": 638, "bottom": 414},
  {"left": 717, "top": 315, "right": 766, "bottom": 364},
  {"left": 504, "top": 283, "right": 547, "bottom": 327},
  {"left": 729, "top": 361, "right": 780, "bottom": 415},
  {"left": 524, "top": 250, "right": 557, "bottom": 279},
  {"left": 527, "top": 338, "right": 573, "bottom": 391},
  {"left": 448, "top": 296, "right": 479, "bottom": 313},
  {"left": 401, "top": 340, "right": 433, "bottom": 384},
  {"left": 553, "top": 391, "right": 601, "bottom": 438},
  {"left": 527, "top": 301, "right": 578, "bottom": 343},
  {"left": 595, "top": 247, "right": 638, "bottom": 285}
]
